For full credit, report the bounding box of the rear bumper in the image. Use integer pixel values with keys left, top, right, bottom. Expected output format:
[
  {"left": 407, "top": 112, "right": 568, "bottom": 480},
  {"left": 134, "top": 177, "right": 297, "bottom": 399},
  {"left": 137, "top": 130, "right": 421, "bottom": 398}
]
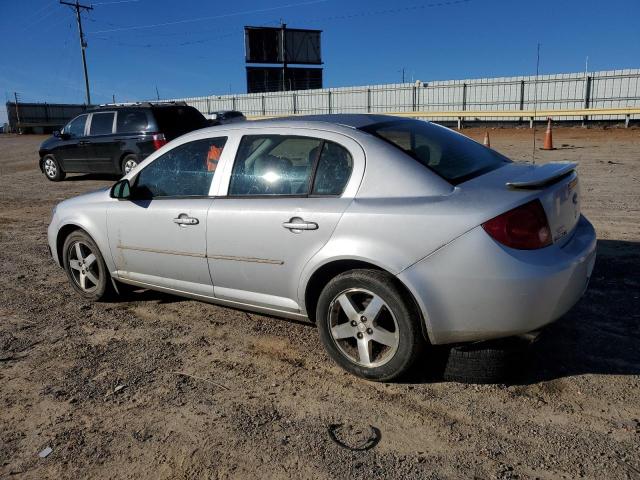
[{"left": 398, "top": 215, "right": 597, "bottom": 345}]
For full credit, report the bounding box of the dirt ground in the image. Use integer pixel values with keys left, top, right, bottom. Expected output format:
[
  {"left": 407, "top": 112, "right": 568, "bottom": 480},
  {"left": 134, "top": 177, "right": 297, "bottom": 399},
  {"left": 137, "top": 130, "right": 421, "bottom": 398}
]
[{"left": 1, "top": 126, "right": 639, "bottom": 479}]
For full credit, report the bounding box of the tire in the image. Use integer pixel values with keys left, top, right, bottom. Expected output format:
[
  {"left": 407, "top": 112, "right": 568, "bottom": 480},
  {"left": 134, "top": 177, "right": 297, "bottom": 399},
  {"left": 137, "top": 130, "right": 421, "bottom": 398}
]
[
  {"left": 121, "top": 154, "right": 139, "bottom": 175},
  {"left": 62, "top": 230, "right": 113, "bottom": 301},
  {"left": 316, "top": 269, "right": 425, "bottom": 381},
  {"left": 442, "top": 338, "right": 529, "bottom": 384},
  {"left": 42, "top": 154, "right": 66, "bottom": 181}
]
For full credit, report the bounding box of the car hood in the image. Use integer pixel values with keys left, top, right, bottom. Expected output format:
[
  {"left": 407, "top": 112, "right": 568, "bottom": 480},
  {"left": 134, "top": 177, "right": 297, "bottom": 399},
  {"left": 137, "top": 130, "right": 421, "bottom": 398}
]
[
  {"left": 57, "top": 187, "right": 111, "bottom": 210},
  {"left": 40, "top": 135, "right": 59, "bottom": 151}
]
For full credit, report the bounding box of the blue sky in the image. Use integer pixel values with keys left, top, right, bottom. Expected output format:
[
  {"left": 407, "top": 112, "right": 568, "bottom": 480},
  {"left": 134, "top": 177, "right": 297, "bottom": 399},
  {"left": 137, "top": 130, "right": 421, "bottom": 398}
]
[{"left": 1, "top": 0, "right": 639, "bottom": 123}]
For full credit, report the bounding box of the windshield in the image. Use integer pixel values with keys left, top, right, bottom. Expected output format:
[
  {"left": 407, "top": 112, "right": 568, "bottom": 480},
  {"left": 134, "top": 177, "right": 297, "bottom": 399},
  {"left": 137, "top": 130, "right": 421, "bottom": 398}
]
[{"left": 361, "top": 120, "right": 510, "bottom": 184}]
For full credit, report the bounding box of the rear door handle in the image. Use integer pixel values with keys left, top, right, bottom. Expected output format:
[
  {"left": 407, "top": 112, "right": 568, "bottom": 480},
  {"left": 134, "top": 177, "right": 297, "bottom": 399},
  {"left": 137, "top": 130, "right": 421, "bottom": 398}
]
[
  {"left": 78, "top": 140, "right": 90, "bottom": 145},
  {"left": 174, "top": 214, "right": 199, "bottom": 226},
  {"left": 283, "top": 217, "right": 318, "bottom": 232}
]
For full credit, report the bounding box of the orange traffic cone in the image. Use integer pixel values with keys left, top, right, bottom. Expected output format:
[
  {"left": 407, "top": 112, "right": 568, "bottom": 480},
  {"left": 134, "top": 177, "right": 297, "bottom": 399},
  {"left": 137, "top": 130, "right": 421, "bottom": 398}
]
[
  {"left": 483, "top": 130, "right": 491, "bottom": 148},
  {"left": 542, "top": 117, "right": 555, "bottom": 150}
]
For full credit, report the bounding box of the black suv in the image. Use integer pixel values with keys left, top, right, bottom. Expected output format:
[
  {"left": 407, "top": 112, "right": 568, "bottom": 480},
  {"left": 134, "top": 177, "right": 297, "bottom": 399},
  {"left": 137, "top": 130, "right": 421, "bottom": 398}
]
[{"left": 39, "top": 102, "right": 208, "bottom": 181}]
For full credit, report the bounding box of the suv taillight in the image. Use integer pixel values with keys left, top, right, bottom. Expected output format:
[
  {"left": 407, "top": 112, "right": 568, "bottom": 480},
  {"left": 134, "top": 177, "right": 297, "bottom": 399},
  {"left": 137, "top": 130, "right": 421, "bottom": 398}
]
[
  {"left": 152, "top": 133, "right": 167, "bottom": 150},
  {"left": 482, "top": 199, "right": 552, "bottom": 250}
]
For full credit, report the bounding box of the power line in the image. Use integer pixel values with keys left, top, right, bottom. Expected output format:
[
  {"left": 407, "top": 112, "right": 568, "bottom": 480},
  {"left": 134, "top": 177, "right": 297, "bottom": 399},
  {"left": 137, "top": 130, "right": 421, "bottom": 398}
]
[
  {"left": 86, "top": 15, "right": 281, "bottom": 39},
  {"left": 86, "top": 0, "right": 471, "bottom": 50},
  {"left": 87, "top": 0, "right": 330, "bottom": 34},
  {"left": 27, "top": 1, "right": 58, "bottom": 20},
  {"left": 60, "top": 0, "right": 94, "bottom": 105},
  {"left": 22, "top": 2, "right": 61, "bottom": 31},
  {"left": 91, "top": 30, "right": 238, "bottom": 48},
  {"left": 93, "top": 0, "right": 142, "bottom": 5},
  {"left": 299, "top": 0, "right": 472, "bottom": 25},
  {"left": 86, "top": 0, "right": 471, "bottom": 46}
]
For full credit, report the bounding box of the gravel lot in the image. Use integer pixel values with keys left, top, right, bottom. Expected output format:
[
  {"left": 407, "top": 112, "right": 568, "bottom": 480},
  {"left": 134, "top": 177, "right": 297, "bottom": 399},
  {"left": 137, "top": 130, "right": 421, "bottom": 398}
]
[{"left": 1, "top": 127, "right": 639, "bottom": 479}]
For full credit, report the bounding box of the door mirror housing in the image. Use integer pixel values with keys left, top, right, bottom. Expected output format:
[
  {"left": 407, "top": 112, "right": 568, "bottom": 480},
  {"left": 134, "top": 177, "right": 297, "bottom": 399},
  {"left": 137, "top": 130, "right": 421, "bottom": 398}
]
[
  {"left": 110, "top": 179, "right": 132, "bottom": 199},
  {"left": 53, "top": 130, "right": 61, "bottom": 137}
]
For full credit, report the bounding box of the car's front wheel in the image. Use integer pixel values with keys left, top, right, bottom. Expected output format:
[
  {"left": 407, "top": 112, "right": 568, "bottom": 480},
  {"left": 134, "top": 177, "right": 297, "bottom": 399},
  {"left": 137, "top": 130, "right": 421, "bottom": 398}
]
[
  {"left": 317, "top": 269, "right": 425, "bottom": 381},
  {"left": 62, "top": 230, "right": 113, "bottom": 301},
  {"left": 42, "top": 154, "right": 66, "bottom": 181}
]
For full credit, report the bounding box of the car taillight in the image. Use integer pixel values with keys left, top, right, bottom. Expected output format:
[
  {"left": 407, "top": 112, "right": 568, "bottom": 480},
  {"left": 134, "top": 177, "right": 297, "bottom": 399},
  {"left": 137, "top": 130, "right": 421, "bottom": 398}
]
[
  {"left": 152, "top": 133, "right": 167, "bottom": 150},
  {"left": 482, "top": 199, "right": 552, "bottom": 250}
]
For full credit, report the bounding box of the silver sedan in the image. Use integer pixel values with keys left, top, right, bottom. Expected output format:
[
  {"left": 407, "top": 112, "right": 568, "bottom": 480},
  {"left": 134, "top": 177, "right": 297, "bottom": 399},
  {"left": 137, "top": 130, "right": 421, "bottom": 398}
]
[{"left": 47, "top": 115, "right": 596, "bottom": 381}]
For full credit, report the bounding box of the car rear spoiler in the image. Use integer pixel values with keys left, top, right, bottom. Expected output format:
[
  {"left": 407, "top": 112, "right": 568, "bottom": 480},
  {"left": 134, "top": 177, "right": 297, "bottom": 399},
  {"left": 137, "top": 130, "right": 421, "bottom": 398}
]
[{"left": 506, "top": 162, "right": 577, "bottom": 189}]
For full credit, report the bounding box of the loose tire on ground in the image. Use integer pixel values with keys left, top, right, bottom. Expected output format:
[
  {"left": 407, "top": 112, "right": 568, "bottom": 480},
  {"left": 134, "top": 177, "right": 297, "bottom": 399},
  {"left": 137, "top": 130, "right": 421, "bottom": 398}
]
[
  {"left": 62, "top": 230, "right": 113, "bottom": 301},
  {"left": 442, "top": 338, "right": 530, "bottom": 384},
  {"left": 316, "top": 269, "right": 425, "bottom": 382},
  {"left": 42, "top": 154, "right": 66, "bottom": 181}
]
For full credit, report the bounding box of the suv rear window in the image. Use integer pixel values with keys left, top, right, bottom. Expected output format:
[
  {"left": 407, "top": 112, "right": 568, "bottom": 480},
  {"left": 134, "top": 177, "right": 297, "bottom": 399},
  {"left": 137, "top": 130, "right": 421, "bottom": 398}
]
[
  {"left": 152, "top": 106, "right": 207, "bottom": 140},
  {"left": 361, "top": 120, "right": 509, "bottom": 185},
  {"left": 90, "top": 112, "right": 115, "bottom": 135},
  {"left": 117, "top": 110, "right": 148, "bottom": 133}
]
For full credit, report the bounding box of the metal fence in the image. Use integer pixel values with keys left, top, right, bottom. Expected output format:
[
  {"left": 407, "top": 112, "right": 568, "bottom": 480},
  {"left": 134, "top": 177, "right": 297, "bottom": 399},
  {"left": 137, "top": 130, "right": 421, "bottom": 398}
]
[
  {"left": 169, "top": 69, "right": 640, "bottom": 123},
  {"left": 5, "top": 102, "right": 92, "bottom": 133}
]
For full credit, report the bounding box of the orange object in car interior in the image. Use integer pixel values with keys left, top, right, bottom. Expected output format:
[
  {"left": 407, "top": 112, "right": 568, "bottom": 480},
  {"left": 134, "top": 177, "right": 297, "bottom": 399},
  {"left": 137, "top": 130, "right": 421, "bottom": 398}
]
[{"left": 207, "top": 145, "right": 223, "bottom": 172}]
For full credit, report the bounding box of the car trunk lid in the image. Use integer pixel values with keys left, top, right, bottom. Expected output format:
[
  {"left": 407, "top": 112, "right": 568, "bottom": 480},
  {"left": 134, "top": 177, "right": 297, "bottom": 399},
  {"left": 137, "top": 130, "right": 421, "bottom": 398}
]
[
  {"left": 460, "top": 162, "right": 581, "bottom": 246},
  {"left": 506, "top": 162, "right": 580, "bottom": 245}
]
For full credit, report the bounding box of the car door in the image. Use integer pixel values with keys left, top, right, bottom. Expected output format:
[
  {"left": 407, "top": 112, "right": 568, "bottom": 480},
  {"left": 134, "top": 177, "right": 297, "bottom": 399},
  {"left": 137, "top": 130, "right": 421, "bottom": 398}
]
[
  {"left": 106, "top": 135, "right": 230, "bottom": 296},
  {"left": 207, "top": 129, "right": 364, "bottom": 314},
  {"left": 86, "top": 111, "right": 118, "bottom": 173},
  {"left": 56, "top": 114, "right": 91, "bottom": 172}
]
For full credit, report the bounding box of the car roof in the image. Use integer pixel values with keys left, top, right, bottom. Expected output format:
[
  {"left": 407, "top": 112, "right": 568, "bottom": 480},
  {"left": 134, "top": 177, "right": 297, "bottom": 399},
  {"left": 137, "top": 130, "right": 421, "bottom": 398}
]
[
  {"left": 257, "top": 114, "right": 403, "bottom": 129},
  {"left": 189, "top": 114, "right": 412, "bottom": 139},
  {"left": 89, "top": 102, "right": 190, "bottom": 113}
]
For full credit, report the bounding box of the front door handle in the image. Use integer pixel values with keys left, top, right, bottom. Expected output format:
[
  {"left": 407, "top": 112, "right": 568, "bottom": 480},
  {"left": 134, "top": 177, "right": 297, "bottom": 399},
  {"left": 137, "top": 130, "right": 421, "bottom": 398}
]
[
  {"left": 174, "top": 214, "right": 199, "bottom": 226},
  {"left": 283, "top": 217, "right": 318, "bottom": 232}
]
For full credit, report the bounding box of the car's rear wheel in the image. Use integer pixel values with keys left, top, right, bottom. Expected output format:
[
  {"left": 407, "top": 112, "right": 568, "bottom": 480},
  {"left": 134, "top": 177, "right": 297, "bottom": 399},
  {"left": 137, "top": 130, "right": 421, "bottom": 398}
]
[
  {"left": 62, "top": 231, "right": 112, "bottom": 301},
  {"left": 42, "top": 154, "right": 65, "bottom": 181},
  {"left": 121, "top": 154, "right": 138, "bottom": 175},
  {"left": 317, "top": 269, "right": 425, "bottom": 381}
]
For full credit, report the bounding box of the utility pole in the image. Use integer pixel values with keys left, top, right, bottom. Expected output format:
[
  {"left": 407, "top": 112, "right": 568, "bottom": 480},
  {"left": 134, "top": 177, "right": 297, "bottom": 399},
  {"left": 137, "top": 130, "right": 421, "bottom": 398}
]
[
  {"left": 398, "top": 67, "right": 406, "bottom": 83},
  {"left": 60, "top": 0, "right": 93, "bottom": 105},
  {"left": 14, "top": 92, "right": 22, "bottom": 134},
  {"left": 281, "top": 22, "right": 287, "bottom": 91}
]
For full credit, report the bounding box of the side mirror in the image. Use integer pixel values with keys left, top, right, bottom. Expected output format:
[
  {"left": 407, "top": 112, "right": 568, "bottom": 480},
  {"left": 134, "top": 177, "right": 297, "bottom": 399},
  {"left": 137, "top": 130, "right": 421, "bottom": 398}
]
[
  {"left": 53, "top": 130, "right": 61, "bottom": 137},
  {"left": 110, "top": 179, "right": 131, "bottom": 199}
]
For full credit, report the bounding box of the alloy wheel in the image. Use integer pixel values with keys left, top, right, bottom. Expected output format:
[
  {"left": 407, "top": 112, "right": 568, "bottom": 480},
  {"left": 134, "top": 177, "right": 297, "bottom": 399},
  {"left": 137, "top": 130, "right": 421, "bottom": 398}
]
[
  {"left": 123, "top": 159, "right": 138, "bottom": 174},
  {"left": 328, "top": 288, "right": 400, "bottom": 368},
  {"left": 44, "top": 158, "right": 57, "bottom": 178},
  {"left": 68, "top": 241, "right": 100, "bottom": 293}
]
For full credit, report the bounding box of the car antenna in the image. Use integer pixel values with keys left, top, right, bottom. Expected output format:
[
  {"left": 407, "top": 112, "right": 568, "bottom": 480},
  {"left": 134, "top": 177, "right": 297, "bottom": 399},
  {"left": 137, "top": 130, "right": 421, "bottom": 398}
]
[{"left": 532, "top": 42, "right": 540, "bottom": 165}]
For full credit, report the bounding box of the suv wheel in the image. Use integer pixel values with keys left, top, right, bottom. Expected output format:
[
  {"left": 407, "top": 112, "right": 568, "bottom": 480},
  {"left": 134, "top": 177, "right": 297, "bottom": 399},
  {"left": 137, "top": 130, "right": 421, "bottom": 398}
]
[
  {"left": 121, "top": 154, "right": 138, "bottom": 175},
  {"left": 42, "top": 154, "right": 66, "bottom": 181},
  {"left": 316, "top": 269, "right": 425, "bottom": 381},
  {"left": 62, "top": 230, "right": 113, "bottom": 301}
]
